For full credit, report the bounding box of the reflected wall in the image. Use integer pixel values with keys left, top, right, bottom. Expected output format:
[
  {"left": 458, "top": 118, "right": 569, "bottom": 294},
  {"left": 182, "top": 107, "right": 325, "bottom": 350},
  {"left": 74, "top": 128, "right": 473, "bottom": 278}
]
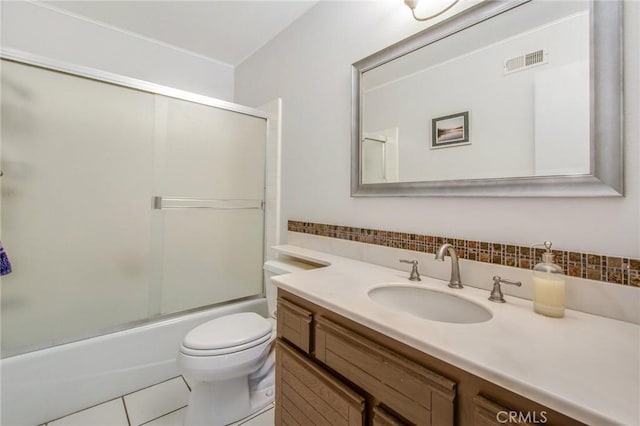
[{"left": 361, "top": 1, "right": 590, "bottom": 182}]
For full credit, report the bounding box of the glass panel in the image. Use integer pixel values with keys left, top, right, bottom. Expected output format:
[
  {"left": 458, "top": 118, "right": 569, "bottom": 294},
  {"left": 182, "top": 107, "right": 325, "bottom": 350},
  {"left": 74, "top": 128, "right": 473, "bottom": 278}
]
[
  {"left": 362, "top": 138, "right": 386, "bottom": 183},
  {"left": 160, "top": 209, "right": 264, "bottom": 315},
  {"left": 160, "top": 95, "right": 266, "bottom": 199},
  {"left": 0, "top": 60, "right": 154, "bottom": 354},
  {"left": 157, "top": 96, "right": 266, "bottom": 314}
]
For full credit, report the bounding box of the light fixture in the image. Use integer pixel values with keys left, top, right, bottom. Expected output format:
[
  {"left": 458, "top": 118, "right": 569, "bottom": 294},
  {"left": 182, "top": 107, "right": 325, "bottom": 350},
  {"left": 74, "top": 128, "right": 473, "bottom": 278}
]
[{"left": 404, "top": 0, "right": 460, "bottom": 22}]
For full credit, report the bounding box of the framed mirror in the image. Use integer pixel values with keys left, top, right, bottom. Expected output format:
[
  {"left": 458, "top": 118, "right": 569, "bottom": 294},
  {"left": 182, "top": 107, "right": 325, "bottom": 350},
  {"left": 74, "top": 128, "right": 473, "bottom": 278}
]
[{"left": 351, "top": 0, "right": 623, "bottom": 197}]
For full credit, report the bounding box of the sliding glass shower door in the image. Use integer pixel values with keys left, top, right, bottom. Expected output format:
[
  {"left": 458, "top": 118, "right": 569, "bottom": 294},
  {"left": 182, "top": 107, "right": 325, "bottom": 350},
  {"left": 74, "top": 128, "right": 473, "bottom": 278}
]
[
  {"left": 0, "top": 58, "right": 266, "bottom": 356},
  {"left": 153, "top": 95, "right": 265, "bottom": 316}
]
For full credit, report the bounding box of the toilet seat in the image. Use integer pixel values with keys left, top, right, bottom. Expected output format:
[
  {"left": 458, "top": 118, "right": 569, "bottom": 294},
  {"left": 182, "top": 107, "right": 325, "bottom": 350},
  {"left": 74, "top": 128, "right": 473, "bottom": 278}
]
[
  {"left": 180, "top": 312, "right": 274, "bottom": 357},
  {"left": 180, "top": 332, "right": 273, "bottom": 356}
]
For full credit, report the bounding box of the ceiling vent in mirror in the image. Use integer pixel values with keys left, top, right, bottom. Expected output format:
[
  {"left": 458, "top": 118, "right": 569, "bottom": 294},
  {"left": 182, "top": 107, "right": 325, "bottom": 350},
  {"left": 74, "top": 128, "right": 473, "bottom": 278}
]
[{"left": 504, "top": 49, "right": 548, "bottom": 74}]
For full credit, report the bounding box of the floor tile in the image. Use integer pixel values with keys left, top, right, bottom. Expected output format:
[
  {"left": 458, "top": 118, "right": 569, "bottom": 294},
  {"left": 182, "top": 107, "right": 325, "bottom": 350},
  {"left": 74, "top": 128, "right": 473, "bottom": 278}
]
[
  {"left": 124, "top": 377, "right": 190, "bottom": 426},
  {"left": 48, "top": 398, "right": 128, "bottom": 426},
  {"left": 239, "top": 405, "right": 274, "bottom": 426},
  {"left": 141, "top": 407, "right": 186, "bottom": 426}
]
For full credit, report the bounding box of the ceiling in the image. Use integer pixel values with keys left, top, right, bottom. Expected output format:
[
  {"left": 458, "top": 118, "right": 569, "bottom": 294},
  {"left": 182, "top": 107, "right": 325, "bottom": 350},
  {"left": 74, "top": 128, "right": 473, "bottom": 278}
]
[{"left": 43, "top": 1, "right": 318, "bottom": 67}]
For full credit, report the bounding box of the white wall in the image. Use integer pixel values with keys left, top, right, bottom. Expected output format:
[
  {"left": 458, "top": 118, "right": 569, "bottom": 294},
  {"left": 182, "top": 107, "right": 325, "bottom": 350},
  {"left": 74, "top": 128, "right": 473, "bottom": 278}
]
[
  {"left": 235, "top": 1, "right": 640, "bottom": 258},
  {"left": 0, "top": 0, "right": 234, "bottom": 100}
]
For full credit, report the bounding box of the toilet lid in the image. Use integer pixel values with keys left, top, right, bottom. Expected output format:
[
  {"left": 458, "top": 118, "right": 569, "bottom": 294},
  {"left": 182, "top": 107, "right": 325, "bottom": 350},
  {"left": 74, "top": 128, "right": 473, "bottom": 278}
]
[{"left": 183, "top": 312, "right": 272, "bottom": 351}]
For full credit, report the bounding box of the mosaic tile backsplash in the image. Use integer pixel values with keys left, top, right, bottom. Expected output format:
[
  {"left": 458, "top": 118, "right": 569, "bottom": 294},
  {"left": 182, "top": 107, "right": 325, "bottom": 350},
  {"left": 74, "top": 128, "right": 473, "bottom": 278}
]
[{"left": 288, "top": 221, "right": 640, "bottom": 287}]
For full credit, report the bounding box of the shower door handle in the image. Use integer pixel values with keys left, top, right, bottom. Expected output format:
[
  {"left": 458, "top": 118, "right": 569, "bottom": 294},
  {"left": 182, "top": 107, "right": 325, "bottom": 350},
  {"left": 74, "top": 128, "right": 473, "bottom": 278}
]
[{"left": 152, "top": 196, "right": 263, "bottom": 210}]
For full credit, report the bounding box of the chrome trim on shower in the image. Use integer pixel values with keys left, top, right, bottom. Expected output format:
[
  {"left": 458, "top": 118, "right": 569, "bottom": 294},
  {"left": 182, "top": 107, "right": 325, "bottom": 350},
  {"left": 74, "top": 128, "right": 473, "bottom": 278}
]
[{"left": 0, "top": 48, "right": 269, "bottom": 120}]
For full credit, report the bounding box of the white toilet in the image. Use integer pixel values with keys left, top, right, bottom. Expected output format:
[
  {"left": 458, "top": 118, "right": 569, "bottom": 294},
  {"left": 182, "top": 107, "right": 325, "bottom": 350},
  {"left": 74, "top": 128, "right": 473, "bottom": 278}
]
[{"left": 178, "top": 258, "right": 315, "bottom": 426}]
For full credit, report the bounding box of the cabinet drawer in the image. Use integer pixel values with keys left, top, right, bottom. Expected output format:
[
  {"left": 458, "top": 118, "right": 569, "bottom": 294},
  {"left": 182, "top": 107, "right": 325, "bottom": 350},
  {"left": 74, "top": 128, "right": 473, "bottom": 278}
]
[
  {"left": 372, "top": 405, "right": 409, "bottom": 426},
  {"left": 315, "top": 317, "right": 456, "bottom": 426},
  {"left": 277, "top": 298, "right": 312, "bottom": 354},
  {"left": 275, "top": 340, "right": 365, "bottom": 426},
  {"left": 474, "top": 394, "right": 534, "bottom": 426}
]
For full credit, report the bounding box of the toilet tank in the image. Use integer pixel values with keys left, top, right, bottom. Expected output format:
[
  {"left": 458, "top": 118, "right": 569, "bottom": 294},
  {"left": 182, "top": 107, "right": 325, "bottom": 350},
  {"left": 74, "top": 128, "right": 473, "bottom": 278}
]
[{"left": 263, "top": 258, "right": 317, "bottom": 319}]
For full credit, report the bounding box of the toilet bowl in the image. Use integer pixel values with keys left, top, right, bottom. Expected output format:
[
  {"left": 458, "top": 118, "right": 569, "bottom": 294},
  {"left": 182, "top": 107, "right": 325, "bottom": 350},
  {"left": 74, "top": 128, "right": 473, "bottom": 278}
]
[
  {"left": 177, "top": 258, "right": 317, "bottom": 426},
  {"left": 178, "top": 312, "right": 275, "bottom": 426}
]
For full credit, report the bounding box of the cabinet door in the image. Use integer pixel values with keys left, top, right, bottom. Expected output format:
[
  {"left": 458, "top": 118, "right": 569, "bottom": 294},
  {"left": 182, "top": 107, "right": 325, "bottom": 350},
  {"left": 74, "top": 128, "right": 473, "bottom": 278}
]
[
  {"left": 372, "top": 405, "right": 409, "bottom": 426},
  {"left": 277, "top": 298, "right": 313, "bottom": 354},
  {"left": 315, "top": 317, "right": 456, "bottom": 426},
  {"left": 474, "top": 394, "right": 534, "bottom": 426},
  {"left": 275, "top": 340, "right": 365, "bottom": 426}
]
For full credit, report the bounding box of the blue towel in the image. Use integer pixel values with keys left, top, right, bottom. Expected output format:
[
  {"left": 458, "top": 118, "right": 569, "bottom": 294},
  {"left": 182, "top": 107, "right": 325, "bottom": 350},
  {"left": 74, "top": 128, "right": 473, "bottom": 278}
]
[{"left": 0, "top": 241, "right": 12, "bottom": 275}]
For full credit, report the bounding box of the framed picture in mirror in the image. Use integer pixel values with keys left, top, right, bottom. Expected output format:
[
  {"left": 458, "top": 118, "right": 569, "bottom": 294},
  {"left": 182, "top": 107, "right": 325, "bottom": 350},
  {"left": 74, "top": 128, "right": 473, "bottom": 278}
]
[{"left": 431, "top": 111, "right": 469, "bottom": 149}]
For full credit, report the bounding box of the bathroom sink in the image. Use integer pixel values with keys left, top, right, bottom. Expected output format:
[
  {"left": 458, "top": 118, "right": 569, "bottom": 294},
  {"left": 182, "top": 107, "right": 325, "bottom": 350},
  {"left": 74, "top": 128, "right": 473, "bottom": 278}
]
[{"left": 368, "top": 284, "right": 492, "bottom": 324}]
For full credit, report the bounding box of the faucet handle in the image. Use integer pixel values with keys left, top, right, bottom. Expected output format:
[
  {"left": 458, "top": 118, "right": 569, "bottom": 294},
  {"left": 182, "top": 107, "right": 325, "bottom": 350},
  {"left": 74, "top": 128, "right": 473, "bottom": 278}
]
[
  {"left": 488, "top": 275, "right": 522, "bottom": 303},
  {"left": 400, "top": 259, "right": 421, "bottom": 281}
]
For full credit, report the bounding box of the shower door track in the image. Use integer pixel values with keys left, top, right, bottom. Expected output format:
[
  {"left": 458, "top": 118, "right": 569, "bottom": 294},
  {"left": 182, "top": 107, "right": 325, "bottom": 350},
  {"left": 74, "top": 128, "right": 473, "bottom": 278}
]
[{"left": 0, "top": 48, "right": 269, "bottom": 120}]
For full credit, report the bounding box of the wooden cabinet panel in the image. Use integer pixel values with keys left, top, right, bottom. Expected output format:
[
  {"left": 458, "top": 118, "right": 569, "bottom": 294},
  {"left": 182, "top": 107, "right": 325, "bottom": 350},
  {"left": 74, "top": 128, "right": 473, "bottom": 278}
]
[
  {"left": 315, "top": 316, "right": 456, "bottom": 426},
  {"left": 275, "top": 340, "right": 365, "bottom": 426},
  {"left": 473, "top": 394, "right": 534, "bottom": 426},
  {"left": 277, "top": 298, "right": 312, "bottom": 354},
  {"left": 372, "top": 406, "right": 409, "bottom": 426}
]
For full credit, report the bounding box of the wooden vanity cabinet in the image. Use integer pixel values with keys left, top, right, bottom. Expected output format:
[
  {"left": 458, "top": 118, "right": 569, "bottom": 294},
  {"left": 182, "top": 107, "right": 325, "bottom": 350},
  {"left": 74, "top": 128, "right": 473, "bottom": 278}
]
[
  {"left": 277, "top": 298, "right": 313, "bottom": 354},
  {"left": 372, "top": 405, "right": 408, "bottom": 426},
  {"left": 315, "top": 317, "right": 455, "bottom": 425},
  {"left": 275, "top": 340, "right": 365, "bottom": 425},
  {"left": 276, "top": 290, "right": 584, "bottom": 426}
]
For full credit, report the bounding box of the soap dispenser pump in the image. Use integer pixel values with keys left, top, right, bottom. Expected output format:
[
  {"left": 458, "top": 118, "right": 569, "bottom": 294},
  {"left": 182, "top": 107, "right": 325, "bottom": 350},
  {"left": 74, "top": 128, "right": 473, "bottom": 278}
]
[{"left": 532, "top": 241, "right": 566, "bottom": 318}]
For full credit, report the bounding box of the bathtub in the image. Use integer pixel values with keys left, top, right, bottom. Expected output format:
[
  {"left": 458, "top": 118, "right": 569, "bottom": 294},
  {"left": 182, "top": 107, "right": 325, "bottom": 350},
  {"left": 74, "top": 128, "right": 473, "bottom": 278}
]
[{"left": 0, "top": 298, "right": 268, "bottom": 426}]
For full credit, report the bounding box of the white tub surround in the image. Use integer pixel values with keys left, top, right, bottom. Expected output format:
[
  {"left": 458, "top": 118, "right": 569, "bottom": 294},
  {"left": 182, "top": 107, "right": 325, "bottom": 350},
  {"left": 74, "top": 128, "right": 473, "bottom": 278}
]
[
  {"left": 272, "top": 245, "right": 640, "bottom": 426},
  {"left": 0, "top": 299, "right": 267, "bottom": 426}
]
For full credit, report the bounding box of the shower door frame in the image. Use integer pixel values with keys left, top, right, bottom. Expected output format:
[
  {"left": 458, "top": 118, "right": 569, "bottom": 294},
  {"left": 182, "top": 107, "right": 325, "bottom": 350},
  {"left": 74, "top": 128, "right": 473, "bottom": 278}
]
[
  {"left": 0, "top": 48, "right": 271, "bottom": 358},
  {"left": 0, "top": 49, "right": 268, "bottom": 119}
]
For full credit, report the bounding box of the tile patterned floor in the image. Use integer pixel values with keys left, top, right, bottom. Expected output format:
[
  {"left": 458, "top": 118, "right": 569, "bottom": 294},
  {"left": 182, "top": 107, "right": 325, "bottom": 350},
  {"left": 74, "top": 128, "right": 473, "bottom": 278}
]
[{"left": 42, "top": 376, "right": 274, "bottom": 426}]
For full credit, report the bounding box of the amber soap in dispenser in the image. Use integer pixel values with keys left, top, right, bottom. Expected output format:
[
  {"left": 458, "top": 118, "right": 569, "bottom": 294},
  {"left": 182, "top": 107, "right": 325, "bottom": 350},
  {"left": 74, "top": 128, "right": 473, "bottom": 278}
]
[{"left": 533, "top": 241, "right": 566, "bottom": 318}]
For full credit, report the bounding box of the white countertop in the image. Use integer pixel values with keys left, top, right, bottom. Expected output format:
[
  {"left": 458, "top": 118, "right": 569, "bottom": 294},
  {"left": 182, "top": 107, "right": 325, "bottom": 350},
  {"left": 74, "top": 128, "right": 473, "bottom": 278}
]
[{"left": 271, "top": 245, "right": 640, "bottom": 426}]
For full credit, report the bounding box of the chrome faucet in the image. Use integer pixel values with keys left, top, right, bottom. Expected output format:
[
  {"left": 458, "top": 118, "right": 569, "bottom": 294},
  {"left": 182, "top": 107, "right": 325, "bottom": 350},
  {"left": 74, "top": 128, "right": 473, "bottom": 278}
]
[
  {"left": 399, "top": 259, "right": 421, "bottom": 281},
  {"left": 488, "top": 276, "right": 522, "bottom": 303},
  {"left": 435, "top": 243, "right": 463, "bottom": 289}
]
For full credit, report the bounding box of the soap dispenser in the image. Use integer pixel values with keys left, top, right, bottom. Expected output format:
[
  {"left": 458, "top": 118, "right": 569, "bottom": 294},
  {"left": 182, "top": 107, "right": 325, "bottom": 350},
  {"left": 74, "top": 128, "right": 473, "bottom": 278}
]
[{"left": 532, "top": 241, "right": 566, "bottom": 318}]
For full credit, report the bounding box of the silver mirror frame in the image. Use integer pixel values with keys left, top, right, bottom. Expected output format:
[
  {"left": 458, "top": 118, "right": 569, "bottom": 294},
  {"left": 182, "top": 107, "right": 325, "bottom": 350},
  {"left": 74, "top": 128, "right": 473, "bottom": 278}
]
[{"left": 351, "top": 0, "right": 623, "bottom": 197}]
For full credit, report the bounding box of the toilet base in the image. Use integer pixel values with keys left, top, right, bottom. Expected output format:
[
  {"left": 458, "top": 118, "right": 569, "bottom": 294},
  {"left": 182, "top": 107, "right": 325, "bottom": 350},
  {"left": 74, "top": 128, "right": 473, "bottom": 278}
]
[
  {"left": 183, "top": 378, "right": 274, "bottom": 426},
  {"left": 248, "top": 384, "right": 275, "bottom": 417},
  {"left": 229, "top": 397, "right": 274, "bottom": 426},
  {"left": 184, "top": 376, "right": 247, "bottom": 426}
]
